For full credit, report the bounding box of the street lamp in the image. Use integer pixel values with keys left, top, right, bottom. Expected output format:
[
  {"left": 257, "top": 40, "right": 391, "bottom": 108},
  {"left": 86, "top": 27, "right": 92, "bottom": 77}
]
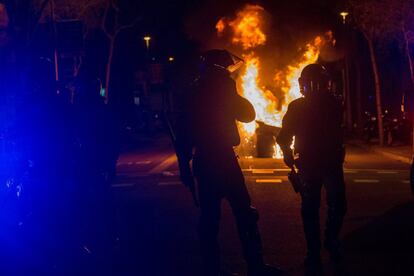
[
  {"left": 143, "top": 36, "right": 151, "bottom": 49},
  {"left": 339, "top": 11, "right": 352, "bottom": 131},
  {"left": 340, "top": 11, "right": 349, "bottom": 24}
]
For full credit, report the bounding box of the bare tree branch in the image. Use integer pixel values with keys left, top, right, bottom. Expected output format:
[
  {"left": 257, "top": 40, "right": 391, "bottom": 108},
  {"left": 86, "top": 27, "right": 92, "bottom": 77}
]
[
  {"left": 101, "top": 1, "right": 113, "bottom": 39},
  {"left": 115, "top": 16, "right": 141, "bottom": 35}
]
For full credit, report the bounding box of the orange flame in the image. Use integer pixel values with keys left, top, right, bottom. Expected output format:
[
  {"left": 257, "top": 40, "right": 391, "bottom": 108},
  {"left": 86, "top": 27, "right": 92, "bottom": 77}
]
[
  {"left": 217, "top": 4, "right": 266, "bottom": 50},
  {"left": 216, "top": 18, "right": 225, "bottom": 35}
]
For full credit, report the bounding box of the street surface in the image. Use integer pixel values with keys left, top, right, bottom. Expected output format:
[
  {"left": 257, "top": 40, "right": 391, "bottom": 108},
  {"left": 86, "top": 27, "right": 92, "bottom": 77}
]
[{"left": 112, "top": 136, "right": 412, "bottom": 276}]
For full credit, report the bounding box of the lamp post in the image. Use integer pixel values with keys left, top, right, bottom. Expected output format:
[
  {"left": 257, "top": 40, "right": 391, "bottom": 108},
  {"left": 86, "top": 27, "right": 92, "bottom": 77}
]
[
  {"left": 143, "top": 36, "right": 151, "bottom": 50},
  {"left": 340, "top": 11, "right": 349, "bottom": 24},
  {"left": 340, "top": 11, "right": 353, "bottom": 132}
]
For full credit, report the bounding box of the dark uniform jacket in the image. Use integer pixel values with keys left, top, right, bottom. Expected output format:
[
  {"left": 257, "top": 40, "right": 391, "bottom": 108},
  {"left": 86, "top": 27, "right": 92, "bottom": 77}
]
[
  {"left": 176, "top": 68, "right": 255, "bottom": 176},
  {"left": 277, "top": 93, "right": 344, "bottom": 170}
]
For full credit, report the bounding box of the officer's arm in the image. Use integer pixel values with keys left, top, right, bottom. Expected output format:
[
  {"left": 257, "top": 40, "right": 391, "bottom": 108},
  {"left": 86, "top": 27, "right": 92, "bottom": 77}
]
[
  {"left": 229, "top": 81, "right": 256, "bottom": 123},
  {"left": 175, "top": 117, "right": 193, "bottom": 164},
  {"left": 276, "top": 104, "right": 295, "bottom": 155},
  {"left": 235, "top": 95, "right": 256, "bottom": 123},
  {"left": 277, "top": 105, "right": 296, "bottom": 167},
  {"left": 174, "top": 100, "right": 195, "bottom": 187}
]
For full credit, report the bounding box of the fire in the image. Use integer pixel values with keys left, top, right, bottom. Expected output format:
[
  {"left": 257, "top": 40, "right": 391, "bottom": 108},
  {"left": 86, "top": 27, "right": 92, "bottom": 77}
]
[
  {"left": 274, "top": 35, "right": 325, "bottom": 118},
  {"left": 240, "top": 55, "right": 282, "bottom": 135},
  {"left": 216, "top": 4, "right": 266, "bottom": 50},
  {"left": 216, "top": 4, "right": 334, "bottom": 158}
]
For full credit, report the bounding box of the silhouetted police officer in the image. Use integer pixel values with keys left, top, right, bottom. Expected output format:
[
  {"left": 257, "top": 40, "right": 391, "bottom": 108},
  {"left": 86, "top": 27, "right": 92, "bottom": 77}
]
[
  {"left": 16, "top": 57, "right": 76, "bottom": 274},
  {"left": 175, "top": 49, "right": 282, "bottom": 276},
  {"left": 277, "top": 64, "right": 347, "bottom": 272}
]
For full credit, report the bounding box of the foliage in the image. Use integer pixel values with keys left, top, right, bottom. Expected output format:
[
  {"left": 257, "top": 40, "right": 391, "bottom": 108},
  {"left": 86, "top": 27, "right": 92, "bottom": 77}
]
[{"left": 348, "top": 0, "right": 398, "bottom": 40}]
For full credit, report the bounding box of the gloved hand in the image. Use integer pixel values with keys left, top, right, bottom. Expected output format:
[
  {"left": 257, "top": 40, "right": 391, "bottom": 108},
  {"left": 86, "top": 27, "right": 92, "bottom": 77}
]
[
  {"left": 283, "top": 152, "right": 295, "bottom": 168},
  {"left": 178, "top": 159, "right": 199, "bottom": 207},
  {"left": 179, "top": 163, "right": 195, "bottom": 188},
  {"left": 181, "top": 170, "right": 195, "bottom": 188}
]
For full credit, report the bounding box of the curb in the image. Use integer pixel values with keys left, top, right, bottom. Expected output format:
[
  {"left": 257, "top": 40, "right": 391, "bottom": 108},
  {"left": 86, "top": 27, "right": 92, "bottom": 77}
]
[
  {"left": 372, "top": 148, "right": 412, "bottom": 165},
  {"left": 348, "top": 141, "right": 412, "bottom": 165}
]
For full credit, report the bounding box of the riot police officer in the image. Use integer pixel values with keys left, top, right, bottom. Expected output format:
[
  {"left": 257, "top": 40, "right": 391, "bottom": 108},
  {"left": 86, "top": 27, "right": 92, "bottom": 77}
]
[
  {"left": 175, "top": 49, "right": 282, "bottom": 276},
  {"left": 277, "top": 64, "right": 347, "bottom": 273}
]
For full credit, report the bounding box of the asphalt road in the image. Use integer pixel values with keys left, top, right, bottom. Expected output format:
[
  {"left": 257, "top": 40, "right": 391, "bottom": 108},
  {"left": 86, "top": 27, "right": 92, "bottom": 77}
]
[{"left": 113, "top": 138, "right": 412, "bottom": 276}]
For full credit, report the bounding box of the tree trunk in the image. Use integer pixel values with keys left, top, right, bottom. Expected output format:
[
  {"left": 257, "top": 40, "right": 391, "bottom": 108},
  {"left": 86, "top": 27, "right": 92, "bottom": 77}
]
[
  {"left": 355, "top": 60, "right": 363, "bottom": 136},
  {"left": 366, "top": 36, "right": 384, "bottom": 146},
  {"left": 105, "top": 37, "right": 115, "bottom": 104},
  {"left": 345, "top": 59, "right": 353, "bottom": 132},
  {"left": 402, "top": 25, "right": 414, "bottom": 154}
]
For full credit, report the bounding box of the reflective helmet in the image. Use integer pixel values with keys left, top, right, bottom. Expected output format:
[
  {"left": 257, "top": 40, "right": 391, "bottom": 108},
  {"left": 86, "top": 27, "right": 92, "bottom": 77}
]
[
  {"left": 298, "top": 63, "right": 331, "bottom": 96},
  {"left": 200, "top": 49, "right": 244, "bottom": 73}
]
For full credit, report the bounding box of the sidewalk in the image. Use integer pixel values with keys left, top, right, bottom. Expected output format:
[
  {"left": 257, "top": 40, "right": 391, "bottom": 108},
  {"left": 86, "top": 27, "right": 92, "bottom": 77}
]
[{"left": 349, "top": 140, "right": 413, "bottom": 164}]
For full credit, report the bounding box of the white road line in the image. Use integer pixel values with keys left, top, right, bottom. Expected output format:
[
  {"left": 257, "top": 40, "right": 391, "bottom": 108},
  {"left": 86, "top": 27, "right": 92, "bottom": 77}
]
[
  {"left": 116, "top": 173, "right": 148, "bottom": 178},
  {"left": 158, "top": 181, "right": 182, "bottom": 186},
  {"left": 402, "top": 180, "right": 410, "bottom": 184},
  {"left": 256, "top": 179, "right": 283, "bottom": 183},
  {"left": 377, "top": 170, "right": 398, "bottom": 174},
  {"left": 252, "top": 169, "right": 275, "bottom": 174},
  {"left": 243, "top": 169, "right": 290, "bottom": 173},
  {"left": 344, "top": 170, "right": 358, "bottom": 174},
  {"left": 346, "top": 168, "right": 406, "bottom": 172},
  {"left": 112, "top": 183, "right": 135, "bottom": 188},
  {"left": 149, "top": 154, "right": 177, "bottom": 174},
  {"left": 162, "top": 171, "right": 176, "bottom": 176},
  {"left": 354, "top": 179, "right": 380, "bottom": 183},
  {"left": 135, "top": 161, "right": 152, "bottom": 165}
]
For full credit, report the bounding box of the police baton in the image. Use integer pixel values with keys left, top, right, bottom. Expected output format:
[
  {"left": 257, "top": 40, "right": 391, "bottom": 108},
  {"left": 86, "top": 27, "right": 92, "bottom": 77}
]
[
  {"left": 163, "top": 109, "right": 199, "bottom": 208},
  {"left": 288, "top": 165, "right": 302, "bottom": 194}
]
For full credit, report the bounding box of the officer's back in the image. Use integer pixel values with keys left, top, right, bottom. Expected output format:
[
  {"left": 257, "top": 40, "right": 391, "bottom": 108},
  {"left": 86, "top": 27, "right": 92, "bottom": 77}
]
[
  {"left": 286, "top": 93, "right": 343, "bottom": 167},
  {"left": 190, "top": 69, "right": 254, "bottom": 150}
]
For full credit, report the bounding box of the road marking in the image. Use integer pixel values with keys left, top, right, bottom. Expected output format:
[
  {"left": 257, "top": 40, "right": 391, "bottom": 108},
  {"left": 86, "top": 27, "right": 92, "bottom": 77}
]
[
  {"left": 149, "top": 154, "right": 177, "bottom": 174},
  {"left": 162, "top": 171, "right": 177, "bottom": 176},
  {"left": 402, "top": 180, "right": 410, "bottom": 184},
  {"left": 377, "top": 170, "right": 398, "bottom": 174},
  {"left": 256, "top": 179, "right": 282, "bottom": 183},
  {"left": 345, "top": 168, "right": 406, "bottom": 173},
  {"left": 344, "top": 170, "right": 358, "bottom": 174},
  {"left": 252, "top": 169, "right": 275, "bottom": 174},
  {"left": 354, "top": 179, "right": 380, "bottom": 183},
  {"left": 127, "top": 162, "right": 133, "bottom": 165},
  {"left": 116, "top": 173, "right": 149, "bottom": 178},
  {"left": 135, "top": 161, "right": 152, "bottom": 165},
  {"left": 243, "top": 169, "right": 290, "bottom": 172},
  {"left": 112, "top": 183, "right": 135, "bottom": 188},
  {"left": 158, "top": 181, "right": 182, "bottom": 186}
]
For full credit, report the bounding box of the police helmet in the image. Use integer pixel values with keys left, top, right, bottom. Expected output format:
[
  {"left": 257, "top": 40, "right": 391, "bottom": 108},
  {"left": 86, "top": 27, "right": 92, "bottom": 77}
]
[
  {"left": 298, "top": 63, "right": 331, "bottom": 96},
  {"left": 200, "top": 49, "right": 246, "bottom": 75}
]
